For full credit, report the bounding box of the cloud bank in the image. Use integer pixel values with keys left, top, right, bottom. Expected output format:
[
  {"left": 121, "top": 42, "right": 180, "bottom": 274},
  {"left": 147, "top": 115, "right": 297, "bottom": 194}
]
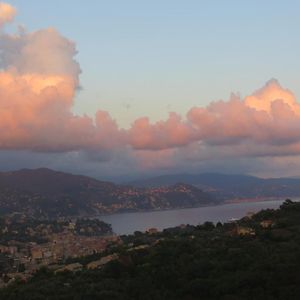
[{"left": 1, "top": 2, "right": 300, "bottom": 175}]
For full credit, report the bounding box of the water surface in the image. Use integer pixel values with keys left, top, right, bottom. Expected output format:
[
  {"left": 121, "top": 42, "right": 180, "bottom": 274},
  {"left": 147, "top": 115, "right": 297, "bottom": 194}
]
[{"left": 100, "top": 200, "right": 288, "bottom": 235}]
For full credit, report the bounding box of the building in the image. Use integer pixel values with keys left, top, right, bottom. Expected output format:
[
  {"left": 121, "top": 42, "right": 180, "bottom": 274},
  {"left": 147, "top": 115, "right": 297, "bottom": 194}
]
[
  {"left": 260, "top": 220, "right": 273, "bottom": 228},
  {"left": 87, "top": 254, "right": 118, "bottom": 270},
  {"left": 55, "top": 263, "right": 83, "bottom": 273}
]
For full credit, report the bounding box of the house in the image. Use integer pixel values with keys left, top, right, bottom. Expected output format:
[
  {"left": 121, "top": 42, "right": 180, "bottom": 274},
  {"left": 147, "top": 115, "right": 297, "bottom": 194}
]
[
  {"left": 127, "top": 244, "right": 150, "bottom": 252},
  {"left": 260, "top": 220, "right": 273, "bottom": 228},
  {"left": 237, "top": 226, "right": 255, "bottom": 236},
  {"left": 31, "top": 248, "right": 43, "bottom": 260},
  {"left": 55, "top": 263, "right": 83, "bottom": 273},
  {"left": 0, "top": 245, "right": 9, "bottom": 253},
  {"left": 87, "top": 254, "right": 118, "bottom": 270}
]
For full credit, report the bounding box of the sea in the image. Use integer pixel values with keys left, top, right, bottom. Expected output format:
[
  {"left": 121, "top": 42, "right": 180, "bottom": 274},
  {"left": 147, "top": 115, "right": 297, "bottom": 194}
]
[{"left": 99, "top": 199, "right": 293, "bottom": 235}]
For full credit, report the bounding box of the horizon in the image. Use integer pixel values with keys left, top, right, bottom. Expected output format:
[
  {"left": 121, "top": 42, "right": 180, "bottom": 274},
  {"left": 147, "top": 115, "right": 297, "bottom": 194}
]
[{"left": 0, "top": 2, "right": 300, "bottom": 179}]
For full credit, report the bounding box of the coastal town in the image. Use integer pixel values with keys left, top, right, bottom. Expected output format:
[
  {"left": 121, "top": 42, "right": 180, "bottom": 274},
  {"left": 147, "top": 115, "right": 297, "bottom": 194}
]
[
  {"left": 0, "top": 214, "right": 121, "bottom": 286},
  {"left": 0, "top": 207, "right": 276, "bottom": 289}
]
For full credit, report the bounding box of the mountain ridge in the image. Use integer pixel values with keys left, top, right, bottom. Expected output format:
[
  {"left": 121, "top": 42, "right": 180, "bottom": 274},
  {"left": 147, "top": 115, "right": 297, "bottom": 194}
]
[{"left": 0, "top": 168, "right": 217, "bottom": 218}]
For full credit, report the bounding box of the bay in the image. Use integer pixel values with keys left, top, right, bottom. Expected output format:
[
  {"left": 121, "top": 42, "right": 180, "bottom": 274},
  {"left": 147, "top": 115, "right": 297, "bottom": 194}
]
[{"left": 100, "top": 199, "right": 290, "bottom": 235}]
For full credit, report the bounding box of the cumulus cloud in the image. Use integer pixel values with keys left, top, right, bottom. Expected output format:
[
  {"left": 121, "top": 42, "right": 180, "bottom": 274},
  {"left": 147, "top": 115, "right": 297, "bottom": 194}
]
[
  {"left": 128, "top": 113, "right": 194, "bottom": 150},
  {"left": 0, "top": 6, "right": 125, "bottom": 152},
  {"left": 2, "top": 2, "right": 300, "bottom": 176},
  {"left": 0, "top": 2, "right": 15, "bottom": 28},
  {"left": 194, "top": 79, "right": 300, "bottom": 148},
  {"left": 129, "top": 79, "right": 300, "bottom": 152}
]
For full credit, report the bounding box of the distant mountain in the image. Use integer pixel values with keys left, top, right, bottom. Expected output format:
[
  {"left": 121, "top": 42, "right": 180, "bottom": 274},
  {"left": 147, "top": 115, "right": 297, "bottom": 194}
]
[
  {"left": 129, "top": 173, "right": 260, "bottom": 188},
  {"left": 0, "top": 169, "right": 217, "bottom": 218},
  {"left": 129, "top": 173, "right": 300, "bottom": 200}
]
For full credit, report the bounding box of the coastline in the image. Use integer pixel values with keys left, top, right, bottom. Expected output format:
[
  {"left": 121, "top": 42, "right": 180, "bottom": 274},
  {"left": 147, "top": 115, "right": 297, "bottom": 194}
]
[
  {"left": 93, "top": 197, "right": 295, "bottom": 219},
  {"left": 224, "top": 196, "right": 290, "bottom": 204},
  {"left": 63, "top": 197, "right": 300, "bottom": 222}
]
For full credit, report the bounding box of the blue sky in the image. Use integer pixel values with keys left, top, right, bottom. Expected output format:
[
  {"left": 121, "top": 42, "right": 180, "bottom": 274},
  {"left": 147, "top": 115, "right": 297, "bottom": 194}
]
[{"left": 7, "top": 0, "right": 300, "bottom": 127}]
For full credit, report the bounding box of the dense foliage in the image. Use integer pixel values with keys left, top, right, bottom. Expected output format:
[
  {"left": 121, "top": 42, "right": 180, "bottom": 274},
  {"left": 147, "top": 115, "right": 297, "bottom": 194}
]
[{"left": 1, "top": 200, "right": 300, "bottom": 299}]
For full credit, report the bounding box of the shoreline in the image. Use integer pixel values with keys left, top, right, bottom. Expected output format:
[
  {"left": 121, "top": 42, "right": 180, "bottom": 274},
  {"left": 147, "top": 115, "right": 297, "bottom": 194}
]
[
  {"left": 224, "top": 196, "right": 290, "bottom": 204},
  {"left": 93, "top": 197, "right": 293, "bottom": 219},
  {"left": 67, "top": 197, "right": 300, "bottom": 222}
]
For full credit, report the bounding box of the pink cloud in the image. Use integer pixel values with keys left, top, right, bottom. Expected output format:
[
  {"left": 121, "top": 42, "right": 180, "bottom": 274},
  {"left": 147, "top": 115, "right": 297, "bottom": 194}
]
[
  {"left": 130, "top": 79, "right": 300, "bottom": 150},
  {"left": 0, "top": 2, "right": 15, "bottom": 28},
  {"left": 1, "top": 3, "right": 300, "bottom": 171},
  {"left": 128, "top": 113, "right": 194, "bottom": 150}
]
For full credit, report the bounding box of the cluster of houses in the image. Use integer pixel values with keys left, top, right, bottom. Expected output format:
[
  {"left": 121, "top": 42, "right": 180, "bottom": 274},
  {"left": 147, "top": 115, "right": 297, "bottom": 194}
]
[
  {"left": 29, "top": 232, "right": 120, "bottom": 264},
  {"left": 229, "top": 211, "right": 274, "bottom": 236},
  {"left": 0, "top": 209, "right": 276, "bottom": 288},
  {"left": 0, "top": 231, "right": 121, "bottom": 286}
]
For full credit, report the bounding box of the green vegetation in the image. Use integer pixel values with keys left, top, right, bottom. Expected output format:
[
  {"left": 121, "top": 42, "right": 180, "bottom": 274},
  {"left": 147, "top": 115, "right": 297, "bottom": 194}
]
[{"left": 1, "top": 200, "right": 300, "bottom": 299}]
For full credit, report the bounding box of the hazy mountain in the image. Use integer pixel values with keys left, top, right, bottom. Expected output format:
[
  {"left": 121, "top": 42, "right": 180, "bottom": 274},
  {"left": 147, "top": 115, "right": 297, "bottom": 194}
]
[
  {"left": 0, "top": 168, "right": 217, "bottom": 218},
  {"left": 129, "top": 173, "right": 260, "bottom": 188},
  {"left": 129, "top": 173, "right": 300, "bottom": 200}
]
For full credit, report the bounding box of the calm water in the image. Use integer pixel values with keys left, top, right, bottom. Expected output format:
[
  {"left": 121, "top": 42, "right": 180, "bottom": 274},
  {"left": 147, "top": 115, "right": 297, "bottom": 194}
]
[{"left": 100, "top": 200, "right": 288, "bottom": 235}]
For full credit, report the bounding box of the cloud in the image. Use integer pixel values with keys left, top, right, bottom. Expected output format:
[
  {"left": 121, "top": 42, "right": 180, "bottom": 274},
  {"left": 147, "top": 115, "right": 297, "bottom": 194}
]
[
  {"left": 128, "top": 113, "right": 194, "bottom": 150},
  {"left": 128, "top": 79, "right": 300, "bottom": 153},
  {"left": 188, "top": 79, "right": 300, "bottom": 148},
  {"left": 0, "top": 27, "right": 80, "bottom": 79},
  {"left": 1, "top": 3, "right": 300, "bottom": 177},
  {"left": 0, "top": 2, "right": 15, "bottom": 29},
  {"left": 0, "top": 8, "right": 125, "bottom": 152},
  {"left": 244, "top": 79, "right": 299, "bottom": 114}
]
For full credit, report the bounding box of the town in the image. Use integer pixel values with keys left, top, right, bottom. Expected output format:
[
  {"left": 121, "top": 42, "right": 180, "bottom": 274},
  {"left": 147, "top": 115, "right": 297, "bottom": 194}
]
[
  {"left": 0, "top": 204, "right": 276, "bottom": 289},
  {"left": 0, "top": 214, "right": 120, "bottom": 286}
]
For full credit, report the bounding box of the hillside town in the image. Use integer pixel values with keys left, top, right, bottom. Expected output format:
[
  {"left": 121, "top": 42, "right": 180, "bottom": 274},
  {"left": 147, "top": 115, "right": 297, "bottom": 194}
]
[
  {"left": 0, "top": 214, "right": 121, "bottom": 286},
  {"left": 0, "top": 204, "right": 277, "bottom": 289}
]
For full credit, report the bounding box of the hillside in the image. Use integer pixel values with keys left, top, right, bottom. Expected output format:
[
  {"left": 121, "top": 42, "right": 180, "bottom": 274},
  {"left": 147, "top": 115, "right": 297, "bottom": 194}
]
[
  {"left": 130, "top": 173, "right": 300, "bottom": 200},
  {"left": 1, "top": 200, "right": 300, "bottom": 299},
  {"left": 0, "top": 169, "right": 217, "bottom": 218}
]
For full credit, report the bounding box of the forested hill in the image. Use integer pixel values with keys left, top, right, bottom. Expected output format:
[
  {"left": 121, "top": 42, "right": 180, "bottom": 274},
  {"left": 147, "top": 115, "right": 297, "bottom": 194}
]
[
  {"left": 0, "top": 168, "right": 217, "bottom": 218},
  {"left": 1, "top": 199, "right": 300, "bottom": 299}
]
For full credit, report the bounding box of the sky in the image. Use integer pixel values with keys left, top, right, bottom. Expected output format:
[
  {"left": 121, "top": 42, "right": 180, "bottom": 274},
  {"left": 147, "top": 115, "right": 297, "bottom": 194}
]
[{"left": 0, "top": 1, "right": 300, "bottom": 181}]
